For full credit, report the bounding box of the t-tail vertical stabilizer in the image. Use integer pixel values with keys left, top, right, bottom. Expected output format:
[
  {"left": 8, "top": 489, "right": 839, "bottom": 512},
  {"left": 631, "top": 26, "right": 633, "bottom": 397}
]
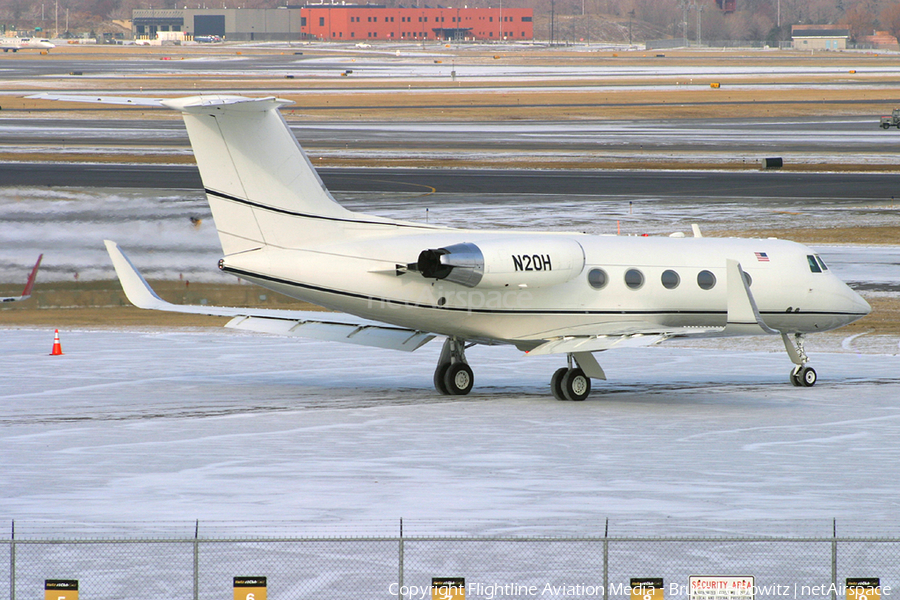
[{"left": 160, "top": 95, "right": 370, "bottom": 255}]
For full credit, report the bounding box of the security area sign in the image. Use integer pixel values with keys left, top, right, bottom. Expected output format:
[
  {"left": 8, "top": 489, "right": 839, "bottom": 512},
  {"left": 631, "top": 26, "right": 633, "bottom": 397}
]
[
  {"left": 690, "top": 576, "right": 754, "bottom": 600},
  {"left": 847, "top": 579, "right": 881, "bottom": 600},
  {"left": 631, "top": 578, "right": 664, "bottom": 600},
  {"left": 45, "top": 580, "right": 78, "bottom": 600},
  {"left": 234, "top": 576, "right": 267, "bottom": 600}
]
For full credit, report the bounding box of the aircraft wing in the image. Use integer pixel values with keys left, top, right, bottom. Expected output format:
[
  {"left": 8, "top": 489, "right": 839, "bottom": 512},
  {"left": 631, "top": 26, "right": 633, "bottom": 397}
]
[
  {"left": 527, "top": 259, "right": 780, "bottom": 355},
  {"left": 1, "top": 254, "right": 43, "bottom": 303},
  {"left": 105, "top": 241, "right": 436, "bottom": 352}
]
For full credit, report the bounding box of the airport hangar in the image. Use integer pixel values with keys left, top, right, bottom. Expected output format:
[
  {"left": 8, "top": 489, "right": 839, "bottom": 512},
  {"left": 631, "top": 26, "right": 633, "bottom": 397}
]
[{"left": 132, "top": 4, "right": 534, "bottom": 42}]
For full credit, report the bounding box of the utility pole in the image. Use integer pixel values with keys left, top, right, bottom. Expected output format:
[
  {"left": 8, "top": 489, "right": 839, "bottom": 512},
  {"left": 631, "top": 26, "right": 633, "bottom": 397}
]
[
  {"left": 550, "top": 0, "right": 555, "bottom": 45},
  {"left": 696, "top": 1, "right": 703, "bottom": 46},
  {"left": 628, "top": 9, "right": 634, "bottom": 46}
]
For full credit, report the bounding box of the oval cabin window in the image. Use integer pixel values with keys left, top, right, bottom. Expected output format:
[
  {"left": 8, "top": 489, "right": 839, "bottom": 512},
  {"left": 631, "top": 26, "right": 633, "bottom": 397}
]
[
  {"left": 661, "top": 270, "right": 680, "bottom": 289},
  {"left": 625, "top": 269, "right": 644, "bottom": 290},
  {"left": 697, "top": 270, "right": 717, "bottom": 290},
  {"left": 587, "top": 268, "right": 608, "bottom": 290}
]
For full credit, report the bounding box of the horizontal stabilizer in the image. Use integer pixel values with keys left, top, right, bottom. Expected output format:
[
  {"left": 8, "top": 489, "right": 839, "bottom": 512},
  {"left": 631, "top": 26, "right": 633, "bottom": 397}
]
[
  {"left": 26, "top": 93, "right": 288, "bottom": 111},
  {"left": 105, "top": 240, "right": 436, "bottom": 352},
  {"left": 26, "top": 93, "right": 169, "bottom": 107}
]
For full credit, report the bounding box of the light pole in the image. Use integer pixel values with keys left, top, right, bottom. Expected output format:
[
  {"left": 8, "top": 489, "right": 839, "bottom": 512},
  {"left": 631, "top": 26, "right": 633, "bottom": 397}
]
[
  {"left": 696, "top": 1, "right": 703, "bottom": 46},
  {"left": 550, "top": 0, "right": 555, "bottom": 45},
  {"left": 628, "top": 9, "right": 634, "bottom": 46}
]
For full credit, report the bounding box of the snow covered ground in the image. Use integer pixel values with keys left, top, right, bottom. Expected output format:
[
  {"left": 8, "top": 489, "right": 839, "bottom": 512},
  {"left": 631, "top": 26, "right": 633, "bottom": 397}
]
[{"left": 1, "top": 326, "right": 900, "bottom": 530}]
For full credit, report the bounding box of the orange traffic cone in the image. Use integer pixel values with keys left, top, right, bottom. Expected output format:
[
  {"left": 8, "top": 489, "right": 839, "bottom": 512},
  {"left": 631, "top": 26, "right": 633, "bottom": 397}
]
[{"left": 50, "top": 329, "right": 64, "bottom": 356}]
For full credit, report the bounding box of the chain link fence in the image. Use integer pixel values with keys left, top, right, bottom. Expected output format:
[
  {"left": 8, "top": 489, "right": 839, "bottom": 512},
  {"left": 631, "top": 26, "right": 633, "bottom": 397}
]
[{"left": 1, "top": 520, "right": 897, "bottom": 599}]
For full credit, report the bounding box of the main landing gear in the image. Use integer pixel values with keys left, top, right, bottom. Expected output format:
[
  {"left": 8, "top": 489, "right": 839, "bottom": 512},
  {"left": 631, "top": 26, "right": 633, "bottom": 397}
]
[
  {"left": 783, "top": 333, "right": 817, "bottom": 387},
  {"left": 433, "top": 337, "right": 474, "bottom": 395},
  {"left": 551, "top": 354, "right": 592, "bottom": 401}
]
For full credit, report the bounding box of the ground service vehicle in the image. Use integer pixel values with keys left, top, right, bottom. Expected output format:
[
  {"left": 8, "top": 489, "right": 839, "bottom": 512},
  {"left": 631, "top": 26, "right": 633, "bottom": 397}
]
[{"left": 880, "top": 109, "right": 900, "bottom": 128}]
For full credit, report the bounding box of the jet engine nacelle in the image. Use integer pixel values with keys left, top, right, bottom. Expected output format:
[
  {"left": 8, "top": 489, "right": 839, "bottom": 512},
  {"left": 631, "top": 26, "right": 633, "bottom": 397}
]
[{"left": 415, "top": 238, "right": 586, "bottom": 289}]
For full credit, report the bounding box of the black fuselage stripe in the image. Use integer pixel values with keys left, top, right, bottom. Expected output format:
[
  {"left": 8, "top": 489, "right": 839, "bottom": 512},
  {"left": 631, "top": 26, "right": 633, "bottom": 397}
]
[
  {"left": 224, "top": 266, "right": 867, "bottom": 319},
  {"left": 205, "top": 188, "right": 435, "bottom": 229}
]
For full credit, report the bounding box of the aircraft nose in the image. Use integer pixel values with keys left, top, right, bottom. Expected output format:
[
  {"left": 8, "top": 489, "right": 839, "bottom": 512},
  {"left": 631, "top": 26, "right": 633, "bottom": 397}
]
[
  {"left": 851, "top": 288, "right": 871, "bottom": 316},
  {"left": 840, "top": 284, "right": 871, "bottom": 324}
]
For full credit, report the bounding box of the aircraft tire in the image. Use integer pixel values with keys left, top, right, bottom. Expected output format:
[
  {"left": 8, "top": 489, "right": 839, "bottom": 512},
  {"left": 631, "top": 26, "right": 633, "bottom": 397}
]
[
  {"left": 551, "top": 368, "right": 568, "bottom": 400},
  {"left": 443, "top": 362, "right": 474, "bottom": 395},
  {"left": 799, "top": 366, "right": 817, "bottom": 387},
  {"left": 790, "top": 367, "right": 802, "bottom": 387},
  {"left": 433, "top": 362, "right": 451, "bottom": 395},
  {"left": 562, "top": 368, "right": 590, "bottom": 401}
]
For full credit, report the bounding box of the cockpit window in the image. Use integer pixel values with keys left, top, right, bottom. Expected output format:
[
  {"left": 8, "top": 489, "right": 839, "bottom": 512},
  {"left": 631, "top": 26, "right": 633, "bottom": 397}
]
[
  {"left": 816, "top": 255, "right": 829, "bottom": 271},
  {"left": 807, "top": 255, "right": 822, "bottom": 273}
]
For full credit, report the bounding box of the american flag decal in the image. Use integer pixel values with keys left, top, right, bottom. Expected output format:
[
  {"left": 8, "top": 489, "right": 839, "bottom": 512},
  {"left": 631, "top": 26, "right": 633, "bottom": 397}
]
[{"left": 755, "top": 252, "right": 770, "bottom": 262}]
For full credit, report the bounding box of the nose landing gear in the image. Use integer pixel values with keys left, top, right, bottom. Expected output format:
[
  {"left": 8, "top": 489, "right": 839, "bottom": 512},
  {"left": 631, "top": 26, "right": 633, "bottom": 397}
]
[
  {"left": 790, "top": 364, "right": 817, "bottom": 387},
  {"left": 783, "top": 333, "right": 817, "bottom": 387}
]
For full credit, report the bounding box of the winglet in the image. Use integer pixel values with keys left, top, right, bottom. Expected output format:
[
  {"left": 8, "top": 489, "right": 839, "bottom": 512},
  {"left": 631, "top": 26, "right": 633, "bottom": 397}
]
[
  {"left": 20, "top": 254, "right": 43, "bottom": 297},
  {"left": 104, "top": 240, "right": 169, "bottom": 310},
  {"left": 722, "top": 258, "right": 779, "bottom": 336}
]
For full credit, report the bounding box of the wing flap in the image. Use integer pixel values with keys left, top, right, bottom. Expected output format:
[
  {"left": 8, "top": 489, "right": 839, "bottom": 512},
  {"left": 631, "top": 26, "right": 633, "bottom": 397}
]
[
  {"left": 227, "top": 316, "right": 435, "bottom": 352},
  {"left": 527, "top": 333, "right": 673, "bottom": 356}
]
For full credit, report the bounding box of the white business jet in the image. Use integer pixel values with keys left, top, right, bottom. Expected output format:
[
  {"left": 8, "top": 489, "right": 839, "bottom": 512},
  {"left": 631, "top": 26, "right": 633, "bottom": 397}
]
[
  {"left": 1, "top": 38, "right": 55, "bottom": 52},
  {"left": 29, "top": 93, "right": 872, "bottom": 398},
  {"left": 1, "top": 255, "right": 43, "bottom": 303}
]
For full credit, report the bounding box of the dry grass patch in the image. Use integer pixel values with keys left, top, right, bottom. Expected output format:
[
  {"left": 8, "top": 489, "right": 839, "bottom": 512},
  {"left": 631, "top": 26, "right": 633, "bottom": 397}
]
[{"left": 709, "top": 226, "right": 900, "bottom": 245}]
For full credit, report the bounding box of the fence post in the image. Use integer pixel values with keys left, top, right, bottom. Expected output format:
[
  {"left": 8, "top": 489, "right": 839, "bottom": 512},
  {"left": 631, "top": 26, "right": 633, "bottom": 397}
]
[
  {"left": 831, "top": 518, "right": 837, "bottom": 600},
  {"left": 603, "top": 518, "right": 609, "bottom": 600},
  {"left": 398, "top": 519, "right": 404, "bottom": 600},
  {"left": 193, "top": 520, "right": 200, "bottom": 600},
  {"left": 9, "top": 521, "right": 14, "bottom": 600}
]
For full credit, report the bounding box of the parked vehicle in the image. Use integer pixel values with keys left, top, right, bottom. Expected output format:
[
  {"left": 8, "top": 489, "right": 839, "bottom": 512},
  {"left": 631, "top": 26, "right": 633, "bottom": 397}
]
[{"left": 880, "top": 108, "right": 900, "bottom": 129}]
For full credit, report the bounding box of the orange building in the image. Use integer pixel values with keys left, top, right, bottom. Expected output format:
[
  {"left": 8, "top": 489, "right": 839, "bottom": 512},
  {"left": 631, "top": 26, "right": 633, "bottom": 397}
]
[{"left": 299, "top": 4, "right": 534, "bottom": 41}]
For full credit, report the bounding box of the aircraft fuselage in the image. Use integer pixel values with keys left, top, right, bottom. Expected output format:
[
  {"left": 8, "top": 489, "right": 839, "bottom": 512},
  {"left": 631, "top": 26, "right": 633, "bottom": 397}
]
[{"left": 221, "top": 228, "right": 869, "bottom": 348}]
